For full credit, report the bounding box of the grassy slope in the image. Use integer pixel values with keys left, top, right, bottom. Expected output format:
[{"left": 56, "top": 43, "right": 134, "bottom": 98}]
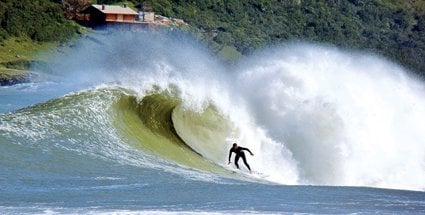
[
  {"left": 0, "top": 68, "right": 27, "bottom": 79},
  {"left": 0, "top": 37, "right": 56, "bottom": 65},
  {"left": 0, "top": 37, "right": 59, "bottom": 82}
]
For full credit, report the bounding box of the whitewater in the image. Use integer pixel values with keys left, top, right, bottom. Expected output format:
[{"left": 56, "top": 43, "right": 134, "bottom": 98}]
[{"left": 1, "top": 30, "right": 424, "bottom": 214}]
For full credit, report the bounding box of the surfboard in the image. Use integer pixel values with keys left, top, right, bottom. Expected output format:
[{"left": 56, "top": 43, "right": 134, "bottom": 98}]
[
  {"left": 231, "top": 168, "right": 268, "bottom": 179},
  {"left": 251, "top": 170, "right": 268, "bottom": 178}
]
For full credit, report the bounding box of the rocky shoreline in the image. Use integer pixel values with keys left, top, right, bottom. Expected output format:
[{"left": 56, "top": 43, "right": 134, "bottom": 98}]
[
  {"left": 0, "top": 69, "right": 32, "bottom": 86},
  {"left": 0, "top": 75, "right": 30, "bottom": 86}
]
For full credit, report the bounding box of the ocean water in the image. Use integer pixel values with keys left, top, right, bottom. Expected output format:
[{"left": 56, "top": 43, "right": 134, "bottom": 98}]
[{"left": 1, "top": 31, "right": 425, "bottom": 214}]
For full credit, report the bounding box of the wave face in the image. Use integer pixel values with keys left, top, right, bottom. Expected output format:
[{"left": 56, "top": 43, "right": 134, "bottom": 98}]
[{"left": 1, "top": 31, "right": 425, "bottom": 192}]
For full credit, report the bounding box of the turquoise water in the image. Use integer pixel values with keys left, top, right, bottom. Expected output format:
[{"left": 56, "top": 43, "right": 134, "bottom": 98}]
[{"left": 1, "top": 31, "right": 425, "bottom": 214}]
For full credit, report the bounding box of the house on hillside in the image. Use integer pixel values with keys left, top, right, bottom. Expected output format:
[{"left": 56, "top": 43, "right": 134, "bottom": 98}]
[
  {"left": 76, "top": 4, "right": 185, "bottom": 30},
  {"left": 80, "top": 4, "right": 139, "bottom": 24}
]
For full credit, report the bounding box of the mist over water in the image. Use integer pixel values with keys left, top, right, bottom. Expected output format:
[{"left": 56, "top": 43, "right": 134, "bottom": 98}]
[
  {"left": 21, "top": 30, "right": 425, "bottom": 191},
  {"left": 235, "top": 44, "right": 425, "bottom": 190}
]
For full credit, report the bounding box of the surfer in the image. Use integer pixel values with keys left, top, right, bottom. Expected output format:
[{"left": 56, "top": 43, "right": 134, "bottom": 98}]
[{"left": 228, "top": 143, "right": 254, "bottom": 173}]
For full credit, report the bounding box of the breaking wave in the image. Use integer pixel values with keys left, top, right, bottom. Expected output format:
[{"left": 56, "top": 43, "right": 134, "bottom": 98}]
[{"left": 1, "top": 31, "right": 425, "bottom": 191}]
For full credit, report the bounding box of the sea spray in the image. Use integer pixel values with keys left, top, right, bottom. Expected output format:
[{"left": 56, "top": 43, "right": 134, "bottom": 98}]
[
  {"left": 235, "top": 44, "right": 425, "bottom": 190},
  {"left": 22, "top": 30, "right": 425, "bottom": 190}
]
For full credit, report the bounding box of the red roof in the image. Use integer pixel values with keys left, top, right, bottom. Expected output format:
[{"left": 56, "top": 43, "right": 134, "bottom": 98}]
[{"left": 92, "top": 4, "right": 138, "bottom": 15}]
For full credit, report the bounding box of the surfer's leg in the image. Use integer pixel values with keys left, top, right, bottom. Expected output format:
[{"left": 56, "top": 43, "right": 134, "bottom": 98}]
[
  {"left": 241, "top": 154, "right": 251, "bottom": 171},
  {"left": 234, "top": 155, "right": 240, "bottom": 169}
]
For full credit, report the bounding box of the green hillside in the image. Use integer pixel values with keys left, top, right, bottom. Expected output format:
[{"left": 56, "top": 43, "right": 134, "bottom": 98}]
[
  {"left": 147, "top": 0, "right": 424, "bottom": 75},
  {"left": 0, "top": 0, "right": 424, "bottom": 79},
  {"left": 0, "top": 0, "right": 78, "bottom": 84},
  {"left": 0, "top": 0, "right": 77, "bottom": 42}
]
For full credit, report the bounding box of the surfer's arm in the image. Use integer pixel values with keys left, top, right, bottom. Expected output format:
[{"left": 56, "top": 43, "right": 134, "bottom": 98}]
[
  {"left": 228, "top": 149, "right": 233, "bottom": 164},
  {"left": 241, "top": 147, "right": 254, "bottom": 156}
]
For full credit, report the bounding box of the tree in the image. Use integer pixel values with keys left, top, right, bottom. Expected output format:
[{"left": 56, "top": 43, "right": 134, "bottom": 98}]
[{"left": 62, "top": 0, "right": 91, "bottom": 20}]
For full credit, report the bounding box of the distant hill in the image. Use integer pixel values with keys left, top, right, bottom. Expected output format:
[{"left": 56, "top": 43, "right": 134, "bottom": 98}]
[
  {"left": 0, "top": 0, "right": 424, "bottom": 76},
  {"left": 148, "top": 0, "right": 425, "bottom": 75}
]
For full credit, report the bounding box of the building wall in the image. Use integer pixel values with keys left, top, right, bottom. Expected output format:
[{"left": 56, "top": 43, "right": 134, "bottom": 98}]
[
  {"left": 143, "top": 12, "right": 155, "bottom": 22},
  {"left": 105, "top": 14, "right": 135, "bottom": 22},
  {"left": 105, "top": 14, "right": 116, "bottom": 22},
  {"left": 123, "top": 15, "right": 135, "bottom": 22}
]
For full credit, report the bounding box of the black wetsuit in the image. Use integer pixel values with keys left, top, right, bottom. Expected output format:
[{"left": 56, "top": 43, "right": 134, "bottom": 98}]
[{"left": 229, "top": 146, "right": 252, "bottom": 171}]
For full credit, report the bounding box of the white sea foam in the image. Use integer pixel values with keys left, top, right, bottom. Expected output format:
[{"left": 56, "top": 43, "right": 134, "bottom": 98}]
[
  {"left": 232, "top": 44, "right": 425, "bottom": 190},
  {"left": 26, "top": 31, "right": 425, "bottom": 191},
  {"left": 137, "top": 41, "right": 425, "bottom": 190}
]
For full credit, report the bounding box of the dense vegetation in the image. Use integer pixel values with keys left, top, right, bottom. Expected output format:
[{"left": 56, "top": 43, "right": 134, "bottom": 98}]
[
  {"left": 0, "top": 0, "right": 424, "bottom": 75},
  {"left": 0, "top": 0, "right": 77, "bottom": 42},
  {"left": 144, "top": 0, "right": 425, "bottom": 74}
]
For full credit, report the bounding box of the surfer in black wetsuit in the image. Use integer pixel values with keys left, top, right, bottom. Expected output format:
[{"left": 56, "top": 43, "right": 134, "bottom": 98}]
[{"left": 228, "top": 143, "right": 254, "bottom": 173}]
